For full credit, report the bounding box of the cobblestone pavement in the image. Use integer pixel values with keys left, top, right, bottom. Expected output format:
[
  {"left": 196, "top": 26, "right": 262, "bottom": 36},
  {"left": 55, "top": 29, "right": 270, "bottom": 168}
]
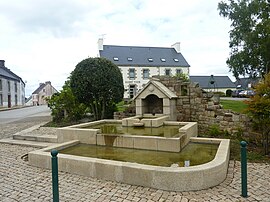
[
  {"left": 1, "top": 120, "right": 270, "bottom": 201},
  {"left": 0, "top": 116, "right": 51, "bottom": 139},
  {"left": 0, "top": 143, "right": 269, "bottom": 201}
]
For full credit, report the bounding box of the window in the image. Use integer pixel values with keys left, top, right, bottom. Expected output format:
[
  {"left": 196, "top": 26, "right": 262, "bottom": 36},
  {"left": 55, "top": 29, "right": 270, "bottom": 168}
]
[
  {"left": 165, "top": 69, "right": 171, "bottom": 76},
  {"left": 8, "top": 81, "right": 10, "bottom": 92},
  {"left": 160, "top": 58, "right": 166, "bottom": 62},
  {"left": 127, "top": 57, "right": 133, "bottom": 61},
  {"left": 143, "top": 69, "right": 150, "bottom": 79},
  {"left": 0, "top": 79, "right": 2, "bottom": 91},
  {"left": 113, "top": 57, "right": 119, "bottom": 61},
  {"left": 129, "top": 85, "right": 136, "bottom": 99},
  {"left": 148, "top": 58, "right": 153, "bottom": 62},
  {"left": 176, "top": 69, "right": 183, "bottom": 75},
  {"left": 129, "top": 68, "right": 135, "bottom": 79},
  {"left": 174, "top": 58, "right": 179, "bottom": 62},
  {"left": 15, "top": 82, "right": 17, "bottom": 93},
  {"left": 0, "top": 94, "right": 2, "bottom": 106}
]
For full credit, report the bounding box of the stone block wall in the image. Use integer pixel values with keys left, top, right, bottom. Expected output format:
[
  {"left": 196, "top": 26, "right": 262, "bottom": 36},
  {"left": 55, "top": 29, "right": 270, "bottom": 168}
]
[{"left": 152, "top": 76, "right": 252, "bottom": 135}]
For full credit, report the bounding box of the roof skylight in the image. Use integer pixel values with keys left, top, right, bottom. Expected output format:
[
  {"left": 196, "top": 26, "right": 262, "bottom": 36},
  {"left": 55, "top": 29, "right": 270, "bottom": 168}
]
[
  {"left": 174, "top": 58, "right": 179, "bottom": 62},
  {"left": 148, "top": 58, "right": 153, "bottom": 62},
  {"left": 161, "top": 58, "right": 166, "bottom": 62},
  {"left": 127, "top": 57, "right": 133, "bottom": 61},
  {"left": 113, "top": 57, "right": 119, "bottom": 61}
]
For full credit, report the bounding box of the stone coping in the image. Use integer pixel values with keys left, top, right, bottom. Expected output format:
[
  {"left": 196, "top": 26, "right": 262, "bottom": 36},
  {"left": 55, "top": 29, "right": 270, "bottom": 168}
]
[
  {"left": 28, "top": 137, "right": 230, "bottom": 192},
  {"left": 56, "top": 119, "right": 198, "bottom": 152}
]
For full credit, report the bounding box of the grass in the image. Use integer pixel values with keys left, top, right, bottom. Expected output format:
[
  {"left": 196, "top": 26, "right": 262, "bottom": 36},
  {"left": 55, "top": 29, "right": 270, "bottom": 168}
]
[{"left": 220, "top": 99, "right": 248, "bottom": 113}]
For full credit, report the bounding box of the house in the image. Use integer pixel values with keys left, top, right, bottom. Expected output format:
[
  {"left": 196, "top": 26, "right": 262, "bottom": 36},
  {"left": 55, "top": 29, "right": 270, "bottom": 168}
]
[
  {"left": 0, "top": 60, "right": 25, "bottom": 108},
  {"left": 189, "top": 75, "right": 236, "bottom": 94},
  {"left": 234, "top": 77, "right": 261, "bottom": 89},
  {"left": 98, "top": 39, "right": 190, "bottom": 99},
  {"left": 29, "top": 81, "right": 58, "bottom": 106}
]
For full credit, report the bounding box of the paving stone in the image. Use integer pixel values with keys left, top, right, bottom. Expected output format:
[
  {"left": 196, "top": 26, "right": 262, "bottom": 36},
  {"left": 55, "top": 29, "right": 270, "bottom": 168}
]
[{"left": 0, "top": 122, "right": 270, "bottom": 201}]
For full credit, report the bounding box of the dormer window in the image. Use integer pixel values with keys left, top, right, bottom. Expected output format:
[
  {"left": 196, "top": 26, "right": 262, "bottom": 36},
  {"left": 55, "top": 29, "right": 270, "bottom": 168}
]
[
  {"left": 148, "top": 58, "right": 153, "bottom": 62},
  {"left": 161, "top": 58, "right": 166, "bottom": 62},
  {"left": 174, "top": 58, "right": 179, "bottom": 62},
  {"left": 127, "top": 57, "right": 133, "bottom": 61},
  {"left": 113, "top": 57, "right": 119, "bottom": 61}
]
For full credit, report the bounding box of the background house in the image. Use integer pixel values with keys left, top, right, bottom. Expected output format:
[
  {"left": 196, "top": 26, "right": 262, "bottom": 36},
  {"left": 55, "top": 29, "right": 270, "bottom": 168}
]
[
  {"left": 27, "top": 81, "right": 58, "bottom": 106},
  {"left": 234, "top": 77, "right": 260, "bottom": 89},
  {"left": 0, "top": 60, "right": 25, "bottom": 108},
  {"left": 98, "top": 39, "right": 190, "bottom": 100},
  {"left": 190, "top": 75, "right": 236, "bottom": 94}
]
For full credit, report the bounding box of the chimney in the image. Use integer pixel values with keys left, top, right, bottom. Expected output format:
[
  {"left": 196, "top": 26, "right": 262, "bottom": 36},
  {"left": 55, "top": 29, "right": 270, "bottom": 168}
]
[
  {"left": 45, "top": 81, "right": 51, "bottom": 85},
  {"left": 98, "top": 38, "right": 104, "bottom": 51},
  {"left": 0, "top": 60, "right": 5, "bottom": 67},
  {"left": 171, "top": 42, "right": 181, "bottom": 53}
]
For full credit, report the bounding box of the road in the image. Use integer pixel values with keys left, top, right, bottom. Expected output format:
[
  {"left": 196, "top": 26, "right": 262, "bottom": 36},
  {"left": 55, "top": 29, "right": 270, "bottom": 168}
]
[
  {"left": 0, "top": 105, "right": 51, "bottom": 124},
  {"left": 0, "top": 106, "right": 52, "bottom": 139},
  {"left": 220, "top": 97, "right": 249, "bottom": 101}
]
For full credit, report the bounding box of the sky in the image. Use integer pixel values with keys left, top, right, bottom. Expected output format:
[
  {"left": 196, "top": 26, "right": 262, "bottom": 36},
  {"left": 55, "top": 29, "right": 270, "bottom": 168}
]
[{"left": 0, "top": 0, "right": 232, "bottom": 97}]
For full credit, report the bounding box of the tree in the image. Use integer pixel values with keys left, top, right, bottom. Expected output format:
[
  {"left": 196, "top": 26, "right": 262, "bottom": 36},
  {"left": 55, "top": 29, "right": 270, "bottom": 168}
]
[
  {"left": 218, "top": 0, "right": 270, "bottom": 79},
  {"left": 47, "top": 80, "right": 87, "bottom": 122},
  {"left": 70, "top": 57, "right": 124, "bottom": 120},
  {"left": 245, "top": 72, "right": 270, "bottom": 155}
]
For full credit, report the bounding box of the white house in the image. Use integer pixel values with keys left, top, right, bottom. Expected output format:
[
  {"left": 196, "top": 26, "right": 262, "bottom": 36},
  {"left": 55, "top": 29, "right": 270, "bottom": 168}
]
[
  {"left": 98, "top": 39, "right": 190, "bottom": 99},
  {"left": 0, "top": 60, "right": 25, "bottom": 108}
]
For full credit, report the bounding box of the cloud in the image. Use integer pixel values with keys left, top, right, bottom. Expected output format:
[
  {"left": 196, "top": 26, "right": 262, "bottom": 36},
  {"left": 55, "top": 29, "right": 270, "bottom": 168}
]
[{"left": 0, "top": 0, "right": 233, "bottom": 96}]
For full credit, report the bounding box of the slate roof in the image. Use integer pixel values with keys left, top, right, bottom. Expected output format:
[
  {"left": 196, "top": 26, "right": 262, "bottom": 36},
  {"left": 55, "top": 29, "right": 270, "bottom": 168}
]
[
  {"left": 99, "top": 45, "right": 190, "bottom": 67},
  {"left": 234, "top": 77, "right": 261, "bottom": 89},
  {"left": 190, "top": 76, "right": 236, "bottom": 88},
  {"left": 32, "top": 83, "right": 46, "bottom": 94},
  {"left": 0, "top": 65, "right": 24, "bottom": 84}
]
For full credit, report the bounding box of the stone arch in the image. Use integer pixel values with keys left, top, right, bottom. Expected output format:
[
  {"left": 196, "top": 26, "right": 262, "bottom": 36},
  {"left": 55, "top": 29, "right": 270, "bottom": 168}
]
[{"left": 142, "top": 94, "right": 163, "bottom": 115}]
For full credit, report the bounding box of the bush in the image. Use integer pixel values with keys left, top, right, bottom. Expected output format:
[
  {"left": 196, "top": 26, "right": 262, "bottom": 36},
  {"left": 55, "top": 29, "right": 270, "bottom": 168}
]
[{"left": 47, "top": 80, "right": 87, "bottom": 122}]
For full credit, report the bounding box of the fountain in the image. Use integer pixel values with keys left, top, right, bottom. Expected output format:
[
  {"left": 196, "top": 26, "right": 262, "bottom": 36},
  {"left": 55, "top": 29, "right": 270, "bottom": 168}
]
[{"left": 28, "top": 78, "right": 230, "bottom": 191}]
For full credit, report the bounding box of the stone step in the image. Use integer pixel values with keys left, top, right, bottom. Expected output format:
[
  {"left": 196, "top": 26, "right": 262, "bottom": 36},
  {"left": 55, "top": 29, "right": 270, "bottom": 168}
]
[
  {"left": 0, "top": 138, "right": 57, "bottom": 148},
  {"left": 13, "top": 134, "right": 58, "bottom": 143}
]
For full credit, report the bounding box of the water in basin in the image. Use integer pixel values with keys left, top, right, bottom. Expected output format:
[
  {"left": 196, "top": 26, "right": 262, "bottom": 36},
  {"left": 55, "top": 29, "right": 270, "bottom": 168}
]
[
  {"left": 81, "top": 123, "right": 180, "bottom": 137},
  {"left": 59, "top": 142, "right": 218, "bottom": 167}
]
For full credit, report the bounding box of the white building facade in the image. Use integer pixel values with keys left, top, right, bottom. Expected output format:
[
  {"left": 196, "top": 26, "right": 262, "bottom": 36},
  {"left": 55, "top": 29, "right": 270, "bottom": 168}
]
[
  {"left": 98, "top": 39, "right": 190, "bottom": 99},
  {"left": 0, "top": 60, "right": 25, "bottom": 108}
]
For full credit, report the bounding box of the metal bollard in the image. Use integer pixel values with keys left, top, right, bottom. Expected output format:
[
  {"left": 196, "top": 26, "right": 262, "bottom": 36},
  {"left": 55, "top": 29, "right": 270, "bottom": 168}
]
[
  {"left": 240, "top": 141, "right": 248, "bottom": 197},
  {"left": 51, "top": 149, "right": 59, "bottom": 202}
]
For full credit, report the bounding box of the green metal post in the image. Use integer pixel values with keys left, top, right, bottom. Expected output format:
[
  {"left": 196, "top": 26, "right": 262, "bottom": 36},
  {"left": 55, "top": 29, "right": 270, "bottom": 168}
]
[
  {"left": 51, "top": 149, "right": 59, "bottom": 202},
  {"left": 240, "top": 141, "right": 248, "bottom": 197}
]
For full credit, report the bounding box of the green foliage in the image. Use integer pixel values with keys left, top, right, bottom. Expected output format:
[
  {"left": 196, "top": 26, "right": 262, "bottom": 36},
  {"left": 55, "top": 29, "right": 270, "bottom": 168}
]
[
  {"left": 175, "top": 73, "right": 189, "bottom": 82},
  {"left": 207, "top": 124, "right": 223, "bottom": 137},
  {"left": 226, "top": 89, "right": 233, "bottom": 97},
  {"left": 245, "top": 72, "right": 270, "bottom": 154},
  {"left": 218, "top": 0, "right": 270, "bottom": 78},
  {"left": 70, "top": 57, "right": 124, "bottom": 120},
  {"left": 116, "top": 101, "right": 128, "bottom": 112},
  {"left": 47, "top": 80, "right": 87, "bottom": 122}
]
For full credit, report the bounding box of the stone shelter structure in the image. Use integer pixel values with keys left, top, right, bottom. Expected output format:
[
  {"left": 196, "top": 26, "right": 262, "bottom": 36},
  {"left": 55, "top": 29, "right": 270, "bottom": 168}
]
[
  {"left": 133, "top": 76, "right": 250, "bottom": 134},
  {"left": 0, "top": 60, "right": 25, "bottom": 108}
]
